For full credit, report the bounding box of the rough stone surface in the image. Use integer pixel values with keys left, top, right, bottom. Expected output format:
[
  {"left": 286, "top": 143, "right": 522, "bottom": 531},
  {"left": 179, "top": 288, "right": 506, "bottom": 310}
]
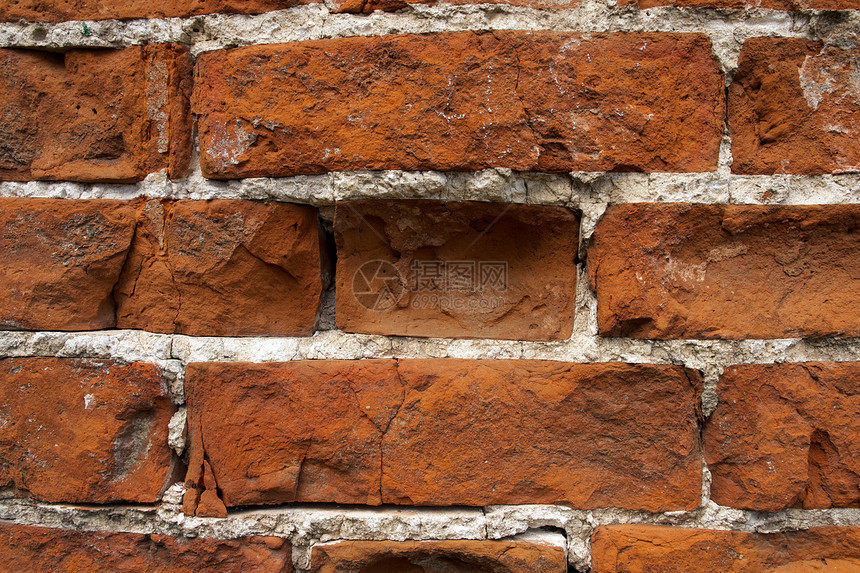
[
  {"left": 0, "top": 45, "right": 191, "bottom": 182},
  {"left": 194, "top": 31, "right": 723, "bottom": 178},
  {"left": 334, "top": 200, "right": 579, "bottom": 341},
  {"left": 183, "top": 359, "right": 702, "bottom": 513},
  {"left": 591, "top": 524, "right": 860, "bottom": 572},
  {"left": 730, "top": 38, "right": 860, "bottom": 175},
  {"left": 114, "top": 198, "right": 325, "bottom": 336},
  {"left": 309, "top": 539, "right": 566, "bottom": 572},
  {"left": 0, "top": 358, "right": 175, "bottom": 503},
  {"left": 0, "top": 522, "right": 292, "bottom": 572},
  {"left": 705, "top": 362, "right": 860, "bottom": 512},
  {"left": 333, "top": 0, "right": 577, "bottom": 13},
  {"left": 0, "top": 198, "right": 137, "bottom": 331},
  {"left": 588, "top": 203, "right": 860, "bottom": 340},
  {"left": 628, "top": 0, "right": 860, "bottom": 8}
]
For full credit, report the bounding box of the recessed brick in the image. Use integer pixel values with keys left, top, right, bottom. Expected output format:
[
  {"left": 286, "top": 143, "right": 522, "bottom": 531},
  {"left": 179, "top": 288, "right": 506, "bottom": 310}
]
[
  {"left": 0, "top": 45, "right": 191, "bottom": 182},
  {"left": 310, "top": 539, "right": 566, "bottom": 573},
  {"left": 0, "top": 0, "right": 313, "bottom": 22},
  {"left": 334, "top": 200, "right": 579, "bottom": 341},
  {"left": 114, "top": 199, "right": 325, "bottom": 337},
  {"left": 0, "top": 358, "right": 175, "bottom": 503},
  {"left": 730, "top": 37, "right": 860, "bottom": 174},
  {"left": 0, "top": 198, "right": 137, "bottom": 331},
  {"left": 194, "top": 32, "right": 723, "bottom": 178},
  {"left": 591, "top": 525, "right": 860, "bottom": 572},
  {"left": 588, "top": 203, "right": 860, "bottom": 339},
  {"left": 183, "top": 360, "right": 702, "bottom": 513},
  {"left": 704, "top": 362, "right": 860, "bottom": 512},
  {"left": 0, "top": 522, "right": 291, "bottom": 572}
]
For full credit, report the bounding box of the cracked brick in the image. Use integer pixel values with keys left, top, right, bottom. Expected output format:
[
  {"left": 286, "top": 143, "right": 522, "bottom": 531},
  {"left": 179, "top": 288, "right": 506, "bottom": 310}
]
[
  {"left": 193, "top": 32, "right": 723, "bottom": 178},
  {"left": 182, "top": 359, "right": 703, "bottom": 514}
]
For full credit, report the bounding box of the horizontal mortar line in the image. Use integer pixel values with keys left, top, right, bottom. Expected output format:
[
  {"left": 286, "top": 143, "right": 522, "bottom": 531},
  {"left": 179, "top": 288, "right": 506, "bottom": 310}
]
[
  {"left": 2, "top": 329, "right": 860, "bottom": 365},
  {"left": 0, "top": 4, "right": 855, "bottom": 55},
  {"left": 0, "top": 170, "right": 859, "bottom": 207},
  {"left": 2, "top": 498, "right": 860, "bottom": 537}
]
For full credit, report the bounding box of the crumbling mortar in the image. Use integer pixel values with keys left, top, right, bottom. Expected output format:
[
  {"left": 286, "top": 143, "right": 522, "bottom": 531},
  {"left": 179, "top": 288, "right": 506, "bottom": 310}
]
[
  {"left": 2, "top": 493, "right": 860, "bottom": 571},
  {"left": 1, "top": 2, "right": 859, "bottom": 71}
]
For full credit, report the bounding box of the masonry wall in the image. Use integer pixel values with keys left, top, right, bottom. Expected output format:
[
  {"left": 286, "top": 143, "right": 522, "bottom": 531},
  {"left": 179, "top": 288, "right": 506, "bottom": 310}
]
[{"left": 0, "top": 0, "right": 859, "bottom": 571}]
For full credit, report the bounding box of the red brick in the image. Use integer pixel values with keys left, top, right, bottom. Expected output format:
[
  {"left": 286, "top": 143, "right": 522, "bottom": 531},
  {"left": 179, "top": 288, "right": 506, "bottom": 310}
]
[
  {"left": 591, "top": 525, "right": 860, "bottom": 572},
  {"left": 0, "top": 358, "right": 175, "bottom": 503},
  {"left": 0, "top": 198, "right": 137, "bottom": 331},
  {"left": 310, "top": 539, "right": 566, "bottom": 573},
  {"left": 114, "top": 199, "right": 325, "bottom": 336},
  {"left": 627, "top": 0, "right": 860, "bottom": 8},
  {"left": 588, "top": 203, "right": 860, "bottom": 339},
  {"left": 704, "top": 362, "right": 860, "bottom": 512},
  {"left": 183, "top": 360, "right": 702, "bottom": 513},
  {"left": 334, "top": 200, "right": 579, "bottom": 341},
  {"left": 0, "top": 0, "right": 313, "bottom": 22},
  {"left": 194, "top": 32, "right": 723, "bottom": 178},
  {"left": 0, "top": 522, "right": 291, "bottom": 572},
  {"left": 0, "top": 45, "right": 191, "bottom": 182},
  {"left": 730, "top": 38, "right": 860, "bottom": 175},
  {"left": 0, "top": 198, "right": 324, "bottom": 336}
]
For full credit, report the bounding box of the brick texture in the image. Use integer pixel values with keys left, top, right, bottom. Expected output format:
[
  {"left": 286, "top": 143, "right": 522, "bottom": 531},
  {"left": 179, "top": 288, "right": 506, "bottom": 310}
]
[
  {"left": 0, "top": 198, "right": 325, "bottom": 336},
  {"left": 0, "top": 358, "right": 175, "bottom": 503},
  {"left": 0, "top": 0, "right": 313, "bottom": 22},
  {"left": 730, "top": 38, "right": 860, "bottom": 175},
  {"left": 0, "top": 522, "right": 291, "bottom": 572},
  {"left": 591, "top": 525, "right": 860, "bottom": 572},
  {"left": 310, "top": 539, "right": 566, "bottom": 573},
  {"left": 334, "top": 200, "right": 579, "bottom": 341},
  {"left": 0, "top": 45, "right": 191, "bottom": 182},
  {"left": 183, "top": 359, "right": 702, "bottom": 513},
  {"left": 0, "top": 198, "right": 138, "bottom": 331},
  {"left": 193, "top": 32, "right": 724, "bottom": 178},
  {"left": 114, "top": 198, "right": 325, "bottom": 336},
  {"left": 704, "top": 362, "right": 860, "bottom": 512},
  {"left": 588, "top": 203, "right": 860, "bottom": 339}
]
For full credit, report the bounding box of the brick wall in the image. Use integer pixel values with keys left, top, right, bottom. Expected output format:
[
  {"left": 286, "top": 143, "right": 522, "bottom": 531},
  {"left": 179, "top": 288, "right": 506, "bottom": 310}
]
[{"left": 0, "top": 0, "right": 859, "bottom": 570}]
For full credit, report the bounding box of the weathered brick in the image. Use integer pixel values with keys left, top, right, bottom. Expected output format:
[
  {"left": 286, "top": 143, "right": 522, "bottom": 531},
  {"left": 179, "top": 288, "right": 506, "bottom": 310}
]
[
  {"left": 588, "top": 203, "right": 860, "bottom": 339},
  {"left": 704, "top": 362, "right": 860, "bottom": 512},
  {"left": 0, "top": 522, "right": 291, "bottom": 572},
  {"left": 0, "top": 45, "right": 191, "bottom": 182},
  {"left": 114, "top": 199, "right": 325, "bottom": 336},
  {"left": 0, "top": 358, "right": 175, "bottom": 503},
  {"left": 0, "top": 0, "right": 313, "bottom": 22},
  {"left": 730, "top": 38, "right": 860, "bottom": 175},
  {"left": 0, "top": 198, "right": 324, "bottom": 336},
  {"left": 0, "top": 198, "right": 137, "bottom": 331},
  {"left": 183, "top": 360, "right": 702, "bottom": 513},
  {"left": 626, "top": 0, "right": 860, "bottom": 8},
  {"left": 194, "top": 32, "right": 723, "bottom": 178},
  {"left": 310, "top": 539, "right": 566, "bottom": 573},
  {"left": 591, "top": 525, "right": 860, "bottom": 572},
  {"left": 334, "top": 200, "right": 579, "bottom": 341}
]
